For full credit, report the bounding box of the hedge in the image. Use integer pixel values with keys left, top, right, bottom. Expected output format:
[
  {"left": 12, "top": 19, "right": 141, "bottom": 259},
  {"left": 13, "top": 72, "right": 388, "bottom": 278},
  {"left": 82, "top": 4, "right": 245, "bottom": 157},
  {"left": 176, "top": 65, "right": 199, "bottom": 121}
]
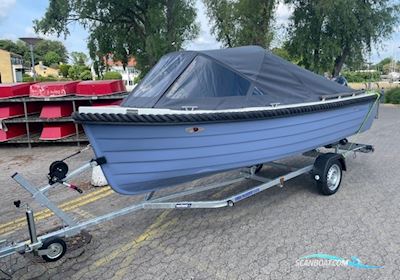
[
  {"left": 342, "top": 71, "right": 380, "bottom": 83},
  {"left": 385, "top": 87, "right": 400, "bottom": 104},
  {"left": 103, "top": 71, "right": 122, "bottom": 80}
]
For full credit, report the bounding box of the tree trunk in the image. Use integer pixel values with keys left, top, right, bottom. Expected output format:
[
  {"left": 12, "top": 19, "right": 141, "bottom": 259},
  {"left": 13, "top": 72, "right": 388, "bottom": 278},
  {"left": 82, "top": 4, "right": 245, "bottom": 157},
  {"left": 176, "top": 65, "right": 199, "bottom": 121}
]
[
  {"left": 332, "top": 47, "right": 350, "bottom": 77},
  {"left": 313, "top": 48, "right": 320, "bottom": 73}
]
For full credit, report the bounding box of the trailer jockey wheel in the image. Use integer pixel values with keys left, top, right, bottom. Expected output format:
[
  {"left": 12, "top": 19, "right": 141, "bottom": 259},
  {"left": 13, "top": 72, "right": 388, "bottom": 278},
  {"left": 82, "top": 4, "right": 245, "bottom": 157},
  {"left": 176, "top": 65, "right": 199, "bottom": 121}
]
[{"left": 40, "top": 237, "right": 67, "bottom": 262}]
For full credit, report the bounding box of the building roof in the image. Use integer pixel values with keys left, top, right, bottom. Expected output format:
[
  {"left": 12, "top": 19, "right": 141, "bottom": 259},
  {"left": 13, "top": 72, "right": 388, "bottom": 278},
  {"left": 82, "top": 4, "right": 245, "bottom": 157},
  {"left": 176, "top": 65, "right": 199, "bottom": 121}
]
[
  {"left": 104, "top": 55, "right": 137, "bottom": 67},
  {"left": 0, "top": 48, "right": 22, "bottom": 57}
]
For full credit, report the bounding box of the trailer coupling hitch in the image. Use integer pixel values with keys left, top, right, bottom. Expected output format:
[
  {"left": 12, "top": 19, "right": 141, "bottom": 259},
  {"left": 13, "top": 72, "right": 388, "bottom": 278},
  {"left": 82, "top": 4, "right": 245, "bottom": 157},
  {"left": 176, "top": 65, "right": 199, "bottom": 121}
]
[{"left": 47, "top": 161, "right": 83, "bottom": 194}]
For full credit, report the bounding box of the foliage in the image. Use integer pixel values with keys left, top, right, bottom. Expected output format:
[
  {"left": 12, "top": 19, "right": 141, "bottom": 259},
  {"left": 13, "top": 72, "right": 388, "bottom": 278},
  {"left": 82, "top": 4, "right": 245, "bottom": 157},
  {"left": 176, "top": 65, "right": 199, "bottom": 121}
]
[
  {"left": 43, "top": 51, "right": 61, "bottom": 66},
  {"left": 59, "top": 64, "right": 71, "bottom": 77},
  {"left": 103, "top": 71, "right": 122, "bottom": 80},
  {"left": 79, "top": 70, "right": 92, "bottom": 80},
  {"left": 0, "top": 39, "right": 30, "bottom": 67},
  {"left": 204, "top": 0, "right": 276, "bottom": 48},
  {"left": 341, "top": 71, "right": 380, "bottom": 82},
  {"left": 284, "top": 0, "right": 400, "bottom": 76},
  {"left": 376, "top": 57, "right": 393, "bottom": 69},
  {"left": 385, "top": 87, "right": 400, "bottom": 104},
  {"left": 133, "top": 75, "right": 142, "bottom": 84},
  {"left": 71, "top": 51, "right": 88, "bottom": 66},
  {"left": 37, "top": 75, "right": 59, "bottom": 82},
  {"left": 68, "top": 65, "right": 90, "bottom": 80},
  {"left": 34, "top": 0, "right": 199, "bottom": 76},
  {"left": 22, "top": 73, "right": 34, "bottom": 82},
  {"left": 271, "top": 47, "right": 292, "bottom": 61},
  {"left": 0, "top": 40, "right": 27, "bottom": 56},
  {"left": 0, "top": 39, "right": 67, "bottom": 67},
  {"left": 33, "top": 40, "right": 68, "bottom": 65}
]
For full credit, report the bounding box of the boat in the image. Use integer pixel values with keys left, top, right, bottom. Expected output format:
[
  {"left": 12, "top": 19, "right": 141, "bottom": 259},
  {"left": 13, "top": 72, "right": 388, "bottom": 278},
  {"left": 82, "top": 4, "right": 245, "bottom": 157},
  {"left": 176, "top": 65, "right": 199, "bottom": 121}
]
[{"left": 73, "top": 46, "right": 379, "bottom": 195}]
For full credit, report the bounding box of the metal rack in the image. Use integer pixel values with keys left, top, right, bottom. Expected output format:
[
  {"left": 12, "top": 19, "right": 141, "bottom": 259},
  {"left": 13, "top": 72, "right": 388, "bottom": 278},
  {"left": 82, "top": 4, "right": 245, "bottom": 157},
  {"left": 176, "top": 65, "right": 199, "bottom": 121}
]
[{"left": 0, "top": 93, "right": 128, "bottom": 147}]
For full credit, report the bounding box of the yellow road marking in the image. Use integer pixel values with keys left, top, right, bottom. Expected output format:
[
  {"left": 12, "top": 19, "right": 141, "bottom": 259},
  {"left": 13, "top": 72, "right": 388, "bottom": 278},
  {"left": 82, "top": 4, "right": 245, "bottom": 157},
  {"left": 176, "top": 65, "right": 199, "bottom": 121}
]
[
  {"left": 95, "top": 210, "right": 172, "bottom": 267},
  {"left": 72, "top": 208, "right": 95, "bottom": 219},
  {"left": 71, "top": 210, "right": 174, "bottom": 280},
  {"left": 111, "top": 215, "right": 178, "bottom": 280},
  {"left": 110, "top": 189, "right": 228, "bottom": 280},
  {"left": 0, "top": 187, "right": 113, "bottom": 235}
]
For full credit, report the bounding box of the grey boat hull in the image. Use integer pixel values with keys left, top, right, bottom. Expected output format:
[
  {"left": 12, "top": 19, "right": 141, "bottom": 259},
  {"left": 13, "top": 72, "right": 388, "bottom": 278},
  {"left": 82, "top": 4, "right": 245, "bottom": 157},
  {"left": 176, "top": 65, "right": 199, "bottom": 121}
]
[{"left": 82, "top": 100, "right": 377, "bottom": 195}]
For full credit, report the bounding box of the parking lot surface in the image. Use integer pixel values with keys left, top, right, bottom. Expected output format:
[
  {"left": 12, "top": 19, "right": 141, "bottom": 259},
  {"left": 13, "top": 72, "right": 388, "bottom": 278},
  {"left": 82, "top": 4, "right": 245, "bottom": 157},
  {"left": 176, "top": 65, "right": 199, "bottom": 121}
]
[{"left": 0, "top": 105, "right": 399, "bottom": 280}]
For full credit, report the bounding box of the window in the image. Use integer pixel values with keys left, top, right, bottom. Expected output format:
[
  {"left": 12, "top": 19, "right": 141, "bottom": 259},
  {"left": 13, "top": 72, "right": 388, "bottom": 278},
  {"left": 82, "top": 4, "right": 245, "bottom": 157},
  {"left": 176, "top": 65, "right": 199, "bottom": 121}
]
[
  {"left": 165, "top": 55, "right": 250, "bottom": 99},
  {"left": 130, "top": 53, "right": 193, "bottom": 98}
]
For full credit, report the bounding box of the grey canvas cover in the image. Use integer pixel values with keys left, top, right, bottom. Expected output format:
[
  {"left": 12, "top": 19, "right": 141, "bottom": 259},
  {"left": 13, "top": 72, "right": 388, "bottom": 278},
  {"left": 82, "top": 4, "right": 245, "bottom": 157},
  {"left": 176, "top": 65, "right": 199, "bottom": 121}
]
[{"left": 122, "top": 46, "right": 354, "bottom": 110}]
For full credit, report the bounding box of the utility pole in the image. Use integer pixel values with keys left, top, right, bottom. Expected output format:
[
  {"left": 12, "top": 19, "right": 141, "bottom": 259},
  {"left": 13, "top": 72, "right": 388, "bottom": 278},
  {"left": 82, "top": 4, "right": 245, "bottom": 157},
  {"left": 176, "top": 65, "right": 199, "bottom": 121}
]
[{"left": 19, "top": 37, "right": 43, "bottom": 82}]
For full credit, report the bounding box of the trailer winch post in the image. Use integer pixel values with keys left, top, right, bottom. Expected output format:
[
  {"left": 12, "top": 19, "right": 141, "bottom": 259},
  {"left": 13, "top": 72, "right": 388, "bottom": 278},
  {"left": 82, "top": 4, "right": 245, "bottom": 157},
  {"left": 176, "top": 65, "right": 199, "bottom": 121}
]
[{"left": 25, "top": 207, "right": 38, "bottom": 255}]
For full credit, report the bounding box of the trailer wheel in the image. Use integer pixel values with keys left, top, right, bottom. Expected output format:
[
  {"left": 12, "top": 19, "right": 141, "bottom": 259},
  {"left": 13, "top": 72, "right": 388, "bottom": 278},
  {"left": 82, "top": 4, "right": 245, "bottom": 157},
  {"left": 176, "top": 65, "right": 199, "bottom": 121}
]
[
  {"left": 40, "top": 237, "right": 67, "bottom": 262},
  {"left": 316, "top": 160, "right": 343, "bottom": 195}
]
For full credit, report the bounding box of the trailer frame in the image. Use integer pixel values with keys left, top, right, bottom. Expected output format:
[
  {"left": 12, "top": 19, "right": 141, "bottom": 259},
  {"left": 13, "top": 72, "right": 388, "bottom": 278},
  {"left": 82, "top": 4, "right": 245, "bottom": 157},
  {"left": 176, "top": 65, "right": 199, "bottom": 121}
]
[{"left": 0, "top": 141, "right": 374, "bottom": 261}]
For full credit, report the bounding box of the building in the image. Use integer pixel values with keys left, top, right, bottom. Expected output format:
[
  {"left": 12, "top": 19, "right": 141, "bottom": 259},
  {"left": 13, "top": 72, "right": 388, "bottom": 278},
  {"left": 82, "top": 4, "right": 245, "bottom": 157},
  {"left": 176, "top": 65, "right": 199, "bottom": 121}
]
[
  {"left": 0, "top": 49, "right": 23, "bottom": 83},
  {"left": 34, "top": 61, "right": 60, "bottom": 78},
  {"left": 104, "top": 56, "right": 140, "bottom": 91}
]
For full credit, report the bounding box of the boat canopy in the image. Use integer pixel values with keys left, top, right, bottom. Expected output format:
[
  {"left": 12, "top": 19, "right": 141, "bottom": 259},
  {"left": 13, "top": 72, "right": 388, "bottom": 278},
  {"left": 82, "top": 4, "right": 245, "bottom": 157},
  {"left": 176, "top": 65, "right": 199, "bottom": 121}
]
[{"left": 121, "top": 46, "right": 354, "bottom": 110}]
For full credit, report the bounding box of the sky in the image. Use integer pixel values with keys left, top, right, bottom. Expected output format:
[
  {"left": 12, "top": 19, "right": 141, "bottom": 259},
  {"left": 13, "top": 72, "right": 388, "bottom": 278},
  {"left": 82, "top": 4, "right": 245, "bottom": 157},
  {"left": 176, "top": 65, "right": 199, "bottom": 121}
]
[{"left": 0, "top": 0, "right": 399, "bottom": 64}]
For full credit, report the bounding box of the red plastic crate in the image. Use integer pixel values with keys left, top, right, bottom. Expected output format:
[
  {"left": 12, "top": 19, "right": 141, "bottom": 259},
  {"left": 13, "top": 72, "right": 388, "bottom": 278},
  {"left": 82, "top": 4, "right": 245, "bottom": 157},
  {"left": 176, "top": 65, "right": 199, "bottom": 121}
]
[
  {"left": 76, "top": 80, "right": 126, "bottom": 96},
  {"left": 30, "top": 81, "right": 79, "bottom": 98},
  {"left": 0, "top": 124, "right": 26, "bottom": 142},
  {"left": 40, "top": 102, "right": 74, "bottom": 119},
  {"left": 0, "top": 103, "right": 41, "bottom": 119},
  {"left": 40, "top": 123, "right": 78, "bottom": 140},
  {"left": 0, "top": 83, "right": 33, "bottom": 99}
]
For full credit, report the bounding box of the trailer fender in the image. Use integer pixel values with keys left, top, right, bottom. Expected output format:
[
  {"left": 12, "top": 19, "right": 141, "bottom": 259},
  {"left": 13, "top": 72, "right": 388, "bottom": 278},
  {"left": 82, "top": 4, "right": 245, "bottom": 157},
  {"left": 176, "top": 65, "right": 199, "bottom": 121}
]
[{"left": 312, "top": 153, "right": 346, "bottom": 179}]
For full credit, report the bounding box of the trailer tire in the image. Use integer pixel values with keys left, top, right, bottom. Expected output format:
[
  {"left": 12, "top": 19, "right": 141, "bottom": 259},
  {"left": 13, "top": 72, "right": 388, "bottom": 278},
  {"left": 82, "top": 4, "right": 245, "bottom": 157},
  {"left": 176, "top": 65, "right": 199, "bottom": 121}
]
[
  {"left": 313, "top": 153, "right": 345, "bottom": 195},
  {"left": 41, "top": 237, "right": 67, "bottom": 262}
]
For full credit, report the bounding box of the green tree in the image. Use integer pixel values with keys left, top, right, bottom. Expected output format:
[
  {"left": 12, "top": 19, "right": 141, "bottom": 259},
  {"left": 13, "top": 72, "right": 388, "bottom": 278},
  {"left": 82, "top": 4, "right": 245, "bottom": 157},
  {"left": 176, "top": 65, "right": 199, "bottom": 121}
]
[
  {"left": 34, "top": 40, "right": 68, "bottom": 64},
  {"left": 43, "top": 51, "right": 61, "bottom": 66},
  {"left": 71, "top": 51, "right": 88, "bottom": 66},
  {"left": 68, "top": 65, "right": 90, "bottom": 80},
  {"left": 0, "top": 39, "right": 67, "bottom": 67},
  {"left": 59, "top": 64, "right": 71, "bottom": 77},
  {"left": 103, "top": 71, "right": 122, "bottom": 80},
  {"left": 0, "top": 40, "right": 27, "bottom": 55},
  {"left": 79, "top": 70, "right": 92, "bottom": 80},
  {"left": 285, "top": 0, "right": 400, "bottom": 76},
  {"left": 271, "top": 47, "right": 291, "bottom": 61},
  {"left": 34, "top": 0, "right": 199, "bottom": 76},
  {"left": 0, "top": 40, "right": 31, "bottom": 67},
  {"left": 204, "top": 0, "right": 276, "bottom": 48}
]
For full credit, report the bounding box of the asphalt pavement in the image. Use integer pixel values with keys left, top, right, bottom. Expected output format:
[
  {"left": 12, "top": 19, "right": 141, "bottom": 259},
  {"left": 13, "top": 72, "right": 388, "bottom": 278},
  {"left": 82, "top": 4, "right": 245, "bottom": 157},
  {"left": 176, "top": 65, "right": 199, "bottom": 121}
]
[{"left": 0, "top": 105, "right": 399, "bottom": 280}]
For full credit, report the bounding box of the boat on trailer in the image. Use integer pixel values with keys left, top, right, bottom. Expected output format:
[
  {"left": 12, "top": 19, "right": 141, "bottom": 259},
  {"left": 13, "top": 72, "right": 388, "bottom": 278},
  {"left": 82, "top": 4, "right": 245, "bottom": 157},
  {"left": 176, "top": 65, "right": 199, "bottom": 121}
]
[
  {"left": 0, "top": 46, "right": 380, "bottom": 263},
  {"left": 73, "top": 45, "right": 379, "bottom": 195}
]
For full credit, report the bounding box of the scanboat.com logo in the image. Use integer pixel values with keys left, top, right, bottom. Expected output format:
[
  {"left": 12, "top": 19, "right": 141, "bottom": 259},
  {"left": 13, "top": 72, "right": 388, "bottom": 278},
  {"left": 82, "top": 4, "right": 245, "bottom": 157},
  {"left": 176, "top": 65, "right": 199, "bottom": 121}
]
[{"left": 296, "top": 254, "right": 383, "bottom": 269}]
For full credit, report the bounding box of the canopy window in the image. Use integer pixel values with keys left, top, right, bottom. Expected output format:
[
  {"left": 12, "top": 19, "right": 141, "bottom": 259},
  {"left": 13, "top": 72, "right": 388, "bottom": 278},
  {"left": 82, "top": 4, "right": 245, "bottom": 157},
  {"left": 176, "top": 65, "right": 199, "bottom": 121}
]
[{"left": 121, "top": 46, "right": 354, "bottom": 110}]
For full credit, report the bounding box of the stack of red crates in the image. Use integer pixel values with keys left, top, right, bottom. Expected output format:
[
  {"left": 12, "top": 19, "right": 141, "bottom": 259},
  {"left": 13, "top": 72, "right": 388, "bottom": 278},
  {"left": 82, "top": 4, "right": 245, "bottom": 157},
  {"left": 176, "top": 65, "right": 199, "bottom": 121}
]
[
  {"left": 30, "top": 81, "right": 79, "bottom": 140},
  {"left": 0, "top": 83, "right": 37, "bottom": 142},
  {"left": 0, "top": 80, "right": 127, "bottom": 142}
]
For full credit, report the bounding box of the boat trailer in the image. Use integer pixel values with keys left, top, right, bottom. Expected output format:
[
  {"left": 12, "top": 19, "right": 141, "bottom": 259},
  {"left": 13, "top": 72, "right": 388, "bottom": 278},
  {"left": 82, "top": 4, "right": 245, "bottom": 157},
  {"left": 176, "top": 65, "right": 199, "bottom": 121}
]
[{"left": 0, "top": 141, "right": 374, "bottom": 262}]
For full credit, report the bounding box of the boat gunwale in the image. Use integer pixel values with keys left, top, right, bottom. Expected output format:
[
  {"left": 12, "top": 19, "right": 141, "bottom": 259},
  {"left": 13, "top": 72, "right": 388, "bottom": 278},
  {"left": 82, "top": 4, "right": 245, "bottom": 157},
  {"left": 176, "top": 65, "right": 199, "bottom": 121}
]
[{"left": 73, "top": 92, "right": 378, "bottom": 125}]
